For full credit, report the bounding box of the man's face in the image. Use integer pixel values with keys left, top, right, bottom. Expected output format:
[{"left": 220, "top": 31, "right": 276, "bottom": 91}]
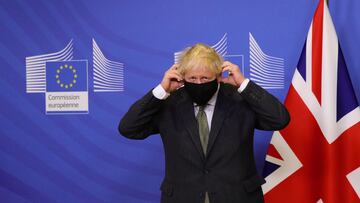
[{"left": 184, "top": 66, "right": 219, "bottom": 84}]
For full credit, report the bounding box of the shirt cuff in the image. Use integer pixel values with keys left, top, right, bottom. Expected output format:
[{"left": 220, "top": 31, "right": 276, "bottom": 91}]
[
  {"left": 152, "top": 84, "right": 170, "bottom": 100},
  {"left": 237, "top": 78, "right": 250, "bottom": 93}
]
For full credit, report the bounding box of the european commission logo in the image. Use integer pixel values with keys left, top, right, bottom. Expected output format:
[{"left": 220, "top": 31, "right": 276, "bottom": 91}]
[
  {"left": 25, "top": 39, "right": 124, "bottom": 115},
  {"left": 45, "top": 61, "right": 88, "bottom": 114}
]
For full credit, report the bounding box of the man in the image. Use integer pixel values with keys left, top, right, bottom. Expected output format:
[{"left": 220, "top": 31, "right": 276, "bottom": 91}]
[{"left": 119, "top": 43, "right": 290, "bottom": 203}]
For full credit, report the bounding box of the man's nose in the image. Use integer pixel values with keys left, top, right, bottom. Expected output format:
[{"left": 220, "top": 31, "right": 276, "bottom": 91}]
[
  {"left": 194, "top": 78, "right": 205, "bottom": 84},
  {"left": 195, "top": 79, "right": 202, "bottom": 84}
]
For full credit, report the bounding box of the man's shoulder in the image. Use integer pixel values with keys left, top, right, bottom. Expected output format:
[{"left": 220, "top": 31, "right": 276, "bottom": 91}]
[
  {"left": 220, "top": 82, "right": 238, "bottom": 93},
  {"left": 164, "top": 87, "right": 188, "bottom": 104}
]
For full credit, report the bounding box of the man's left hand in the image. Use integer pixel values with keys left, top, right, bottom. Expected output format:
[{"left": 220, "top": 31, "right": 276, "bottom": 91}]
[{"left": 221, "top": 61, "right": 245, "bottom": 88}]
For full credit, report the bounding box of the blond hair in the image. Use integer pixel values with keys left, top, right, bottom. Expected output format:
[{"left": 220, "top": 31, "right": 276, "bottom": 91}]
[{"left": 177, "top": 43, "right": 223, "bottom": 75}]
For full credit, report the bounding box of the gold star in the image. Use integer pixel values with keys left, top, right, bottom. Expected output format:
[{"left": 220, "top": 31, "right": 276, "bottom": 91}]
[
  {"left": 69, "top": 66, "right": 73, "bottom": 69},
  {"left": 57, "top": 80, "right": 60, "bottom": 84},
  {"left": 73, "top": 80, "right": 76, "bottom": 83},
  {"left": 57, "top": 69, "right": 60, "bottom": 73},
  {"left": 65, "top": 64, "right": 68, "bottom": 68}
]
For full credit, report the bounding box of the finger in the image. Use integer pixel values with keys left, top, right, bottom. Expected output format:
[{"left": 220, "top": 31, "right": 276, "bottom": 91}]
[
  {"left": 222, "top": 61, "right": 232, "bottom": 68},
  {"left": 222, "top": 64, "right": 240, "bottom": 75},
  {"left": 167, "top": 72, "right": 182, "bottom": 80},
  {"left": 170, "top": 64, "right": 179, "bottom": 70},
  {"left": 222, "top": 66, "right": 232, "bottom": 73},
  {"left": 167, "top": 73, "right": 183, "bottom": 82},
  {"left": 172, "top": 80, "right": 184, "bottom": 88},
  {"left": 168, "top": 70, "right": 183, "bottom": 80},
  {"left": 167, "top": 65, "right": 181, "bottom": 74},
  {"left": 176, "top": 80, "right": 184, "bottom": 87},
  {"left": 222, "top": 61, "right": 239, "bottom": 70},
  {"left": 168, "top": 71, "right": 183, "bottom": 81}
]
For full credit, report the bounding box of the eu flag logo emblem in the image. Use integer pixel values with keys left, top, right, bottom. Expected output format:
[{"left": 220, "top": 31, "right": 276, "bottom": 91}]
[{"left": 45, "top": 60, "right": 88, "bottom": 114}]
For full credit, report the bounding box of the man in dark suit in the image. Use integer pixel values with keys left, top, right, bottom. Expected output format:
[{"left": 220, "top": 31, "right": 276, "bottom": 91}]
[{"left": 119, "top": 43, "right": 290, "bottom": 203}]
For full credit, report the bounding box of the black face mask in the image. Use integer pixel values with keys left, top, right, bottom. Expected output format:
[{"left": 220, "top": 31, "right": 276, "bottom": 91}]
[{"left": 184, "top": 79, "right": 218, "bottom": 106}]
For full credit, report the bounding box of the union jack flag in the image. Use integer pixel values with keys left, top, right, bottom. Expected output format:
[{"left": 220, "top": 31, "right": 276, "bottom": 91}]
[{"left": 262, "top": 0, "right": 360, "bottom": 202}]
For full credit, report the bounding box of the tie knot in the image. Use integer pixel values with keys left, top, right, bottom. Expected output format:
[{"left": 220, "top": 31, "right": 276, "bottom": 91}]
[
  {"left": 198, "top": 105, "right": 206, "bottom": 112},
  {"left": 196, "top": 105, "right": 207, "bottom": 119}
]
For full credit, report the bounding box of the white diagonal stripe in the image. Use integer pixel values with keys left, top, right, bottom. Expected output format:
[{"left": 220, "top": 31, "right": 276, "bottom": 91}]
[
  {"left": 173, "top": 33, "right": 228, "bottom": 64},
  {"left": 346, "top": 166, "right": 360, "bottom": 198},
  {"left": 92, "top": 39, "right": 124, "bottom": 92},
  {"left": 26, "top": 40, "right": 73, "bottom": 93},
  {"left": 262, "top": 131, "right": 302, "bottom": 194},
  {"left": 249, "top": 32, "right": 285, "bottom": 89}
]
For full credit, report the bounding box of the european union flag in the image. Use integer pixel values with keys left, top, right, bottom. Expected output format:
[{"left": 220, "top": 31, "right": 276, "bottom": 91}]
[{"left": 46, "top": 60, "right": 88, "bottom": 92}]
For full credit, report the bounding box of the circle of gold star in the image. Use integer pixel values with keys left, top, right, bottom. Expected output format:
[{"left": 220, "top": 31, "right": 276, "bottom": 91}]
[{"left": 55, "top": 64, "right": 77, "bottom": 89}]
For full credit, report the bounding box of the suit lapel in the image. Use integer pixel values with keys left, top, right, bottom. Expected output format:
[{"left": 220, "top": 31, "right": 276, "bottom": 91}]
[
  {"left": 177, "top": 90, "right": 206, "bottom": 160},
  {"left": 206, "top": 84, "right": 233, "bottom": 156}
]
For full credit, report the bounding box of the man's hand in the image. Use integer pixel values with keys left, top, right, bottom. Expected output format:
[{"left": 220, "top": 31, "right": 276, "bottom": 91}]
[
  {"left": 221, "top": 61, "right": 245, "bottom": 88},
  {"left": 161, "top": 64, "right": 184, "bottom": 93}
]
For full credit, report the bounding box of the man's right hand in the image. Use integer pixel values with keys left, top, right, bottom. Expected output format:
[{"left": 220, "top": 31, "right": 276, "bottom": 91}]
[{"left": 160, "top": 64, "right": 184, "bottom": 93}]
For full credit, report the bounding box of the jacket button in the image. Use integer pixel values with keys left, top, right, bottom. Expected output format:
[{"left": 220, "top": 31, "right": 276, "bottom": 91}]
[{"left": 204, "top": 169, "right": 209, "bottom": 174}]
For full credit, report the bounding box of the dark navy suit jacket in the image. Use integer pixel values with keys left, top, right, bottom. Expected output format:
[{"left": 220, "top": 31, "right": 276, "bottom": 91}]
[{"left": 119, "top": 81, "right": 290, "bottom": 203}]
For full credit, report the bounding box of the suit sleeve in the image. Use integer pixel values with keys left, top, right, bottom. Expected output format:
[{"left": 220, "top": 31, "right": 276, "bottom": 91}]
[
  {"left": 240, "top": 81, "right": 290, "bottom": 130},
  {"left": 118, "top": 89, "right": 164, "bottom": 140}
]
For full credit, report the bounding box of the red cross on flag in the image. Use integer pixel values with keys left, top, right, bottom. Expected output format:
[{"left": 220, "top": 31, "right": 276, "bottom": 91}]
[{"left": 262, "top": 0, "right": 360, "bottom": 202}]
